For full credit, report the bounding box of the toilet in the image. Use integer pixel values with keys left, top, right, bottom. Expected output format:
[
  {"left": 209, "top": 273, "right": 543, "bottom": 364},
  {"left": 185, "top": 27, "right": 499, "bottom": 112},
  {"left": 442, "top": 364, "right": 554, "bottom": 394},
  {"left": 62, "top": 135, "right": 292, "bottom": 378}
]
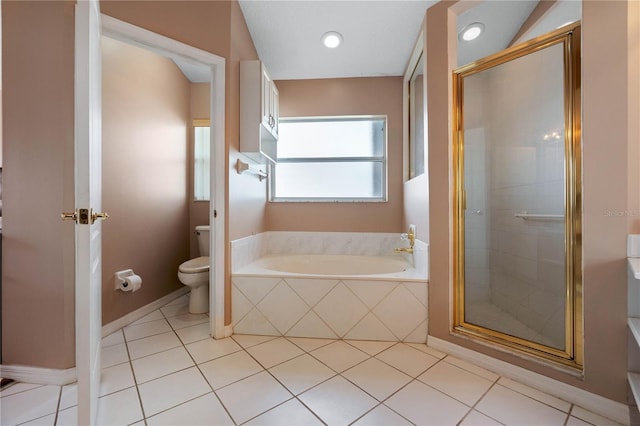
[{"left": 178, "top": 225, "right": 210, "bottom": 314}]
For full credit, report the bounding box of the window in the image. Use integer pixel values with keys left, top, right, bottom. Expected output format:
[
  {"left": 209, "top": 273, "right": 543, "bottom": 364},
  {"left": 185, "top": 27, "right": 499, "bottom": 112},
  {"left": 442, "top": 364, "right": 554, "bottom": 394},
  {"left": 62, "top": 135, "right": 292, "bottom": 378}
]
[
  {"left": 193, "top": 121, "right": 210, "bottom": 201},
  {"left": 271, "top": 116, "right": 387, "bottom": 201}
]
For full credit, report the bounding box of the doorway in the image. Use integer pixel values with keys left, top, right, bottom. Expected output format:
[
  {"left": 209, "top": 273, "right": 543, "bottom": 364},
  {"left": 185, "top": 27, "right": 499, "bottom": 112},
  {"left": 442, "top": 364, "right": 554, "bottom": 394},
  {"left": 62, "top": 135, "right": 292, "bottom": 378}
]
[{"left": 100, "top": 15, "right": 226, "bottom": 338}]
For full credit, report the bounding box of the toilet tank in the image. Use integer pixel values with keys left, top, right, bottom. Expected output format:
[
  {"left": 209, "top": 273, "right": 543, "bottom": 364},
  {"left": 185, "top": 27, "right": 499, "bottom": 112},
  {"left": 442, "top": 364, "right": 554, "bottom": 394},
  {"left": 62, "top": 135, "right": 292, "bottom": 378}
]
[{"left": 195, "top": 225, "right": 210, "bottom": 257}]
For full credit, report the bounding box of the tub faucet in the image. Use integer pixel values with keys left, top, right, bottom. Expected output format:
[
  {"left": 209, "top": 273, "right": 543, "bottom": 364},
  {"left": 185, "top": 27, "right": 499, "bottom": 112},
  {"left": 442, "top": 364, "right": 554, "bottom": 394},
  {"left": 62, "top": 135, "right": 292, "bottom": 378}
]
[{"left": 394, "top": 226, "right": 416, "bottom": 254}]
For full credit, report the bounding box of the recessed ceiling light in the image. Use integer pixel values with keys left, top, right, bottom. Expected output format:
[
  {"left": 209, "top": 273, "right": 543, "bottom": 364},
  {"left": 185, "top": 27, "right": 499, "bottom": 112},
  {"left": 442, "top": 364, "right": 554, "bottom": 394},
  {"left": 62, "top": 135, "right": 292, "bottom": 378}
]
[
  {"left": 459, "top": 22, "right": 485, "bottom": 42},
  {"left": 322, "top": 31, "right": 343, "bottom": 49}
]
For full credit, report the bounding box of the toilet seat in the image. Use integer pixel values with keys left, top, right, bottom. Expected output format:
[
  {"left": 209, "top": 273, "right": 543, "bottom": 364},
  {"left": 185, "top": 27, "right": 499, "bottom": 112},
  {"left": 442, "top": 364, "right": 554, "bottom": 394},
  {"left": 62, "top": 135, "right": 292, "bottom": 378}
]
[{"left": 179, "top": 256, "right": 209, "bottom": 274}]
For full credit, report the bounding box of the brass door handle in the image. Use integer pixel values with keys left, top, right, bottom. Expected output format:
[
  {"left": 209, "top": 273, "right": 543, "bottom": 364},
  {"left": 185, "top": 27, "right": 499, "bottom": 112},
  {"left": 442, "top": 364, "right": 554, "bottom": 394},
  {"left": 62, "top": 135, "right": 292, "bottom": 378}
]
[
  {"left": 92, "top": 211, "right": 109, "bottom": 223},
  {"left": 61, "top": 212, "right": 78, "bottom": 222}
]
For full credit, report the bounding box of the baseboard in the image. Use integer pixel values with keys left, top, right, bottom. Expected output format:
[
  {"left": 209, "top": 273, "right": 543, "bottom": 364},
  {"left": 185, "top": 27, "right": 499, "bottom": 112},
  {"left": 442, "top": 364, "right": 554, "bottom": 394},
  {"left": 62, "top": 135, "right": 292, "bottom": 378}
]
[
  {"left": 0, "top": 364, "right": 76, "bottom": 386},
  {"left": 428, "top": 336, "right": 630, "bottom": 426},
  {"left": 102, "top": 287, "right": 189, "bottom": 337}
]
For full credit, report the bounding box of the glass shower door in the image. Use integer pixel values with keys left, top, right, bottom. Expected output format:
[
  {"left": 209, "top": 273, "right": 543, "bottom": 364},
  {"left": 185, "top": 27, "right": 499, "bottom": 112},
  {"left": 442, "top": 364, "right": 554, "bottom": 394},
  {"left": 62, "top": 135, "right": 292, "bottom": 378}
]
[{"left": 453, "top": 24, "right": 582, "bottom": 367}]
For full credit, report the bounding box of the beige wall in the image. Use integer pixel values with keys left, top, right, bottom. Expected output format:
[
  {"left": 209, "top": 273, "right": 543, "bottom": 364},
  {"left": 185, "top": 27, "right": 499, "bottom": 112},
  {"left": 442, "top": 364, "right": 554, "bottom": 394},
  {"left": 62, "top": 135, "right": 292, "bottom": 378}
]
[
  {"left": 1, "top": 0, "right": 260, "bottom": 368},
  {"left": 101, "top": 37, "right": 190, "bottom": 325},
  {"left": 2, "top": 1, "right": 76, "bottom": 368},
  {"left": 424, "top": 0, "right": 634, "bottom": 403},
  {"left": 266, "top": 77, "right": 404, "bottom": 233}
]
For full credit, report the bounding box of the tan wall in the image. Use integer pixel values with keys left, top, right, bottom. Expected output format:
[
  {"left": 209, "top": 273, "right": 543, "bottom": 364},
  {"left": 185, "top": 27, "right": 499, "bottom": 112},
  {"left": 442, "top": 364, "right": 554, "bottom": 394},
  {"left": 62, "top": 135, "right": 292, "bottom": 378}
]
[
  {"left": 2, "top": 1, "right": 76, "bottom": 368},
  {"left": 101, "top": 37, "right": 190, "bottom": 325},
  {"left": 425, "top": 0, "right": 633, "bottom": 403},
  {"left": 266, "top": 77, "right": 404, "bottom": 233},
  {"left": 189, "top": 83, "right": 211, "bottom": 258}
]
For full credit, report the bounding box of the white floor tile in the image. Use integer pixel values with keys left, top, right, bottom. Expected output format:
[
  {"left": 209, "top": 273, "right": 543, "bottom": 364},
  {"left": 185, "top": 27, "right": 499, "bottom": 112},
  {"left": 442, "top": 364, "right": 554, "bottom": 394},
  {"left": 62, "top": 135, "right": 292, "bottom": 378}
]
[
  {"left": 385, "top": 380, "right": 470, "bottom": 425},
  {"left": 567, "top": 416, "right": 593, "bottom": 426},
  {"left": 127, "top": 331, "right": 182, "bottom": 360},
  {"left": 245, "top": 398, "right": 323, "bottom": 426},
  {"left": 0, "top": 385, "right": 60, "bottom": 425},
  {"left": 55, "top": 406, "right": 77, "bottom": 426},
  {"left": 185, "top": 337, "right": 242, "bottom": 364},
  {"left": 137, "top": 367, "right": 210, "bottom": 417},
  {"left": 232, "top": 334, "right": 278, "bottom": 348},
  {"left": 444, "top": 356, "right": 500, "bottom": 382},
  {"left": 375, "top": 343, "right": 439, "bottom": 377},
  {"left": 175, "top": 322, "right": 211, "bottom": 345},
  {"left": 131, "top": 346, "right": 194, "bottom": 384},
  {"left": 101, "top": 342, "right": 129, "bottom": 368},
  {"left": 352, "top": 404, "right": 412, "bottom": 426},
  {"left": 146, "top": 392, "right": 233, "bottom": 425},
  {"left": 246, "top": 337, "right": 305, "bottom": 368},
  {"left": 498, "top": 377, "right": 571, "bottom": 412},
  {"left": 130, "top": 309, "right": 165, "bottom": 326},
  {"left": 269, "top": 354, "right": 335, "bottom": 395},
  {"left": 407, "top": 342, "right": 447, "bottom": 359},
  {"left": 571, "top": 406, "right": 623, "bottom": 426},
  {"left": 475, "top": 384, "right": 567, "bottom": 425},
  {"left": 59, "top": 383, "right": 77, "bottom": 410},
  {"left": 101, "top": 330, "right": 125, "bottom": 348},
  {"left": 19, "top": 413, "right": 56, "bottom": 425},
  {"left": 100, "top": 362, "right": 135, "bottom": 397},
  {"left": 459, "top": 410, "right": 504, "bottom": 425},
  {"left": 216, "top": 371, "right": 292, "bottom": 424},
  {"left": 342, "top": 358, "right": 412, "bottom": 401},
  {"left": 0, "top": 382, "right": 42, "bottom": 397},
  {"left": 96, "top": 387, "right": 144, "bottom": 426},
  {"left": 287, "top": 337, "right": 336, "bottom": 352},
  {"left": 167, "top": 313, "right": 209, "bottom": 330},
  {"left": 160, "top": 302, "right": 190, "bottom": 318},
  {"left": 310, "top": 340, "right": 369, "bottom": 373},
  {"left": 199, "top": 350, "right": 263, "bottom": 389},
  {"left": 346, "top": 340, "right": 395, "bottom": 356},
  {"left": 298, "top": 376, "right": 378, "bottom": 426},
  {"left": 418, "top": 361, "right": 493, "bottom": 406},
  {"left": 124, "top": 318, "right": 172, "bottom": 341}
]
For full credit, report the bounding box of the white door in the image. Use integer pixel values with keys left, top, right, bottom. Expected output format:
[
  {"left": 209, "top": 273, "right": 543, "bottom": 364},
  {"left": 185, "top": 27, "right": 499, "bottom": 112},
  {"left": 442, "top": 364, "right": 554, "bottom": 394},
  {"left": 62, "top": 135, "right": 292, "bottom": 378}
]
[{"left": 73, "top": 0, "right": 104, "bottom": 424}]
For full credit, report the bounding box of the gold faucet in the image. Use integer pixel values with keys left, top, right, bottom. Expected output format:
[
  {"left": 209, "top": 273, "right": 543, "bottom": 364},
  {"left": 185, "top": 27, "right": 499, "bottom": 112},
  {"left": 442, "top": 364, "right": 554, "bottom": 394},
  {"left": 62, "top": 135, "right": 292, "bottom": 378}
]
[{"left": 394, "top": 226, "right": 415, "bottom": 254}]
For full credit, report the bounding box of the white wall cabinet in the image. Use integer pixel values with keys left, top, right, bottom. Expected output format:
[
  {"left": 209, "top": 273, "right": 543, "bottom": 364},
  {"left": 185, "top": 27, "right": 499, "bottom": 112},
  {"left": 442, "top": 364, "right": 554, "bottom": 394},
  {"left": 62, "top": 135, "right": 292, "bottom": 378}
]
[{"left": 240, "top": 60, "right": 279, "bottom": 164}]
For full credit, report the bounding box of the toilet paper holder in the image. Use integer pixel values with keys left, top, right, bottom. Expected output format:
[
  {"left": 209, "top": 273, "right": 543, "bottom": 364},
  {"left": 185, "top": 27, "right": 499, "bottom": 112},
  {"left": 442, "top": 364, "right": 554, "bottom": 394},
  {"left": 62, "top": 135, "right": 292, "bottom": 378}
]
[{"left": 115, "top": 269, "right": 136, "bottom": 290}]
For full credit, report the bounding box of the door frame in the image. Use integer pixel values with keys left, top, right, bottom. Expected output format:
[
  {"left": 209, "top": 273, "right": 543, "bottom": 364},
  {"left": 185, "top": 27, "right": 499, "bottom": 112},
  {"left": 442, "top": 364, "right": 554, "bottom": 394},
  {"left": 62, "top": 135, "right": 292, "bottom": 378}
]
[{"left": 100, "top": 16, "right": 227, "bottom": 337}]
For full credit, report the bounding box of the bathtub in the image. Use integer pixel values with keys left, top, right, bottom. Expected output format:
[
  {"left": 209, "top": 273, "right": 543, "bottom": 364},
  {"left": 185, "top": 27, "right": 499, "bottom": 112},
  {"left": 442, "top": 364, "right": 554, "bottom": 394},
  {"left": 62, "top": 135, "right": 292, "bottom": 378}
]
[{"left": 231, "top": 232, "right": 429, "bottom": 343}]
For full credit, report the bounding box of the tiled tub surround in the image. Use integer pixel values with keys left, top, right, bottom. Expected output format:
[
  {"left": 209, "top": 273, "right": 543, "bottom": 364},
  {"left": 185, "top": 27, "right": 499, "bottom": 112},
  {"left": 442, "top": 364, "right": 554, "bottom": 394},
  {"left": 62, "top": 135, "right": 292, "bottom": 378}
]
[{"left": 231, "top": 232, "right": 428, "bottom": 342}]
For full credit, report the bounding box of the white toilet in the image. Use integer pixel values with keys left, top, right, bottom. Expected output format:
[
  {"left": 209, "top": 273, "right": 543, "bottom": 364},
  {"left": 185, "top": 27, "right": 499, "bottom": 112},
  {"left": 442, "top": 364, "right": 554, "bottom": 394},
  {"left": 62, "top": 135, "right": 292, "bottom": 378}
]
[{"left": 178, "top": 225, "right": 210, "bottom": 314}]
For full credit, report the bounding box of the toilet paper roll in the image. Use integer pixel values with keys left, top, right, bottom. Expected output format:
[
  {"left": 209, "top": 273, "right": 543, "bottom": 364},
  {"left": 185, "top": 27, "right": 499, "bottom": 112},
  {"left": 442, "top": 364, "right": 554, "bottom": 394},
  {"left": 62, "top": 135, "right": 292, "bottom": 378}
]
[{"left": 119, "top": 274, "right": 142, "bottom": 293}]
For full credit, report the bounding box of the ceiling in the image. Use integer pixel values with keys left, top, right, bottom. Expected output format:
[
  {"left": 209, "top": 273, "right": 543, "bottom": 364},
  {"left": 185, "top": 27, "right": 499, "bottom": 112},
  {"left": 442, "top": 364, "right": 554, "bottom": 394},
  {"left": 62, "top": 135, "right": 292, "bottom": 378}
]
[{"left": 174, "top": 0, "right": 581, "bottom": 83}]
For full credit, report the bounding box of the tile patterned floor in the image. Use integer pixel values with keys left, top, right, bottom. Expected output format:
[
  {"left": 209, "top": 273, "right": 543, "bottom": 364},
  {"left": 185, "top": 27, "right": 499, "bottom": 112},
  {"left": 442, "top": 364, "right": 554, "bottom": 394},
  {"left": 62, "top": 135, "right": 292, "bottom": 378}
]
[{"left": 0, "top": 294, "right": 623, "bottom": 426}]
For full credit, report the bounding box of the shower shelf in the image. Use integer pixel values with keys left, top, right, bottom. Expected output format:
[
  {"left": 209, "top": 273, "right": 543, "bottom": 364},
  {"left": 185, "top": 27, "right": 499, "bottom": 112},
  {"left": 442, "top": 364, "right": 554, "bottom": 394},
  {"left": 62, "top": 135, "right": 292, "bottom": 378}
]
[{"left": 514, "top": 213, "right": 564, "bottom": 221}]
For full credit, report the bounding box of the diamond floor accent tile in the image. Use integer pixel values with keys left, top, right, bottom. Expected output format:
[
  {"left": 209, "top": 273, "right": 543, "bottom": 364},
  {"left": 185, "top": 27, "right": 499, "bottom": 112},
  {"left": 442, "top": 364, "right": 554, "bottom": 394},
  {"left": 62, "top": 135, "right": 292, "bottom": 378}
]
[
  {"left": 418, "top": 360, "right": 493, "bottom": 406},
  {"left": 310, "top": 340, "right": 370, "bottom": 373},
  {"left": 185, "top": 336, "right": 242, "bottom": 364},
  {"left": 352, "top": 404, "right": 412, "bottom": 426},
  {"left": 137, "top": 367, "right": 210, "bottom": 418},
  {"left": 131, "top": 346, "right": 194, "bottom": 384},
  {"left": 375, "top": 343, "right": 439, "bottom": 377},
  {"left": 96, "top": 387, "right": 144, "bottom": 426},
  {"left": 127, "top": 331, "right": 182, "bottom": 360}
]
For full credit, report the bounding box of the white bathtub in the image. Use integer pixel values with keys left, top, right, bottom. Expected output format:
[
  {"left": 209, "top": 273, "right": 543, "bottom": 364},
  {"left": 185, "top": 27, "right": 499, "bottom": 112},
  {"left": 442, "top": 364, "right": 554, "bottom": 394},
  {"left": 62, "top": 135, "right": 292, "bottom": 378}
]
[{"left": 231, "top": 235, "right": 429, "bottom": 342}]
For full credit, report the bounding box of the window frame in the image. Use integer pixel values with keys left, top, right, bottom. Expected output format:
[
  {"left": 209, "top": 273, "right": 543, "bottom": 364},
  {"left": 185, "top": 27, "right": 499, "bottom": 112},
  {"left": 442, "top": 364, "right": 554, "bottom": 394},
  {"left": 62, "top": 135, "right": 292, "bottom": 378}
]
[
  {"left": 269, "top": 115, "right": 388, "bottom": 203},
  {"left": 193, "top": 119, "right": 210, "bottom": 202}
]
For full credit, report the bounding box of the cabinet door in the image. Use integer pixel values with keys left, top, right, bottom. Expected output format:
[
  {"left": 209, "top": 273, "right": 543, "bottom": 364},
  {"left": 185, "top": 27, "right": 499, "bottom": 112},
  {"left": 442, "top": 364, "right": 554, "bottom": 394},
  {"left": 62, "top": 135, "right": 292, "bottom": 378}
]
[
  {"left": 261, "top": 66, "right": 272, "bottom": 130},
  {"left": 271, "top": 83, "right": 279, "bottom": 138}
]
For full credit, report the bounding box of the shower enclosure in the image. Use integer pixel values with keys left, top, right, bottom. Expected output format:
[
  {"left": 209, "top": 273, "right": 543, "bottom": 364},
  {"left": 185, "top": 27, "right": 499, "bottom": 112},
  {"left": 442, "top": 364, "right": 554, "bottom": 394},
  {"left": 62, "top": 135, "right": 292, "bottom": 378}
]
[{"left": 453, "top": 23, "right": 582, "bottom": 367}]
